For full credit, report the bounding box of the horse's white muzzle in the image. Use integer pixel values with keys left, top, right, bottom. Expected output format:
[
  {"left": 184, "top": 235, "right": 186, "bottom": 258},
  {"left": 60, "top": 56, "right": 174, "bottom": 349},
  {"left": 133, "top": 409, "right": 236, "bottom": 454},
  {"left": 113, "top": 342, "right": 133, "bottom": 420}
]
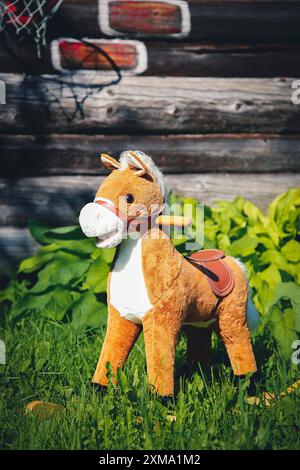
[{"left": 79, "top": 201, "right": 125, "bottom": 248}]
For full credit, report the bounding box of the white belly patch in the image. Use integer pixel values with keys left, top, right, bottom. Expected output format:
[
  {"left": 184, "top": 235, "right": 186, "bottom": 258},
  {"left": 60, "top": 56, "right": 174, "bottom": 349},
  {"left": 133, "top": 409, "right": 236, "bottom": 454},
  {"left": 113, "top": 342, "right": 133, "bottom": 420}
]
[{"left": 109, "top": 236, "right": 153, "bottom": 323}]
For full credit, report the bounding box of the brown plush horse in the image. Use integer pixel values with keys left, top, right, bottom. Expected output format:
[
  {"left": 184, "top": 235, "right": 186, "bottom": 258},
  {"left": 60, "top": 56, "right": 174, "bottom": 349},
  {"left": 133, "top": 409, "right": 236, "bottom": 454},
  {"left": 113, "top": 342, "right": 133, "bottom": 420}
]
[{"left": 79, "top": 150, "right": 257, "bottom": 398}]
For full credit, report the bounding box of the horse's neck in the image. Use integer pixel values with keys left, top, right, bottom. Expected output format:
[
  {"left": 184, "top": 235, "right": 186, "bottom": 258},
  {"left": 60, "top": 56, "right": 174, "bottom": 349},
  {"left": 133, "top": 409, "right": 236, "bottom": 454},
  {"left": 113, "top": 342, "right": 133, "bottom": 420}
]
[
  {"left": 116, "top": 226, "right": 171, "bottom": 254},
  {"left": 114, "top": 227, "right": 178, "bottom": 277},
  {"left": 138, "top": 226, "right": 184, "bottom": 302},
  {"left": 141, "top": 226, "right": 175, "bottom": 254},
  {"left": 112, "top": 226, "right": 183, "bottom": 306}
]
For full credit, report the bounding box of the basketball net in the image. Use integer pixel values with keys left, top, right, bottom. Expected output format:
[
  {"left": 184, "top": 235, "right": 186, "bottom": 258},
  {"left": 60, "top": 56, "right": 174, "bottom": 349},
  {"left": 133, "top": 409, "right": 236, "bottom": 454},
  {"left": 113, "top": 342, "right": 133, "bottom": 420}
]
[{"left": 0, "top": 0, "right": 63, "bottom": 56}]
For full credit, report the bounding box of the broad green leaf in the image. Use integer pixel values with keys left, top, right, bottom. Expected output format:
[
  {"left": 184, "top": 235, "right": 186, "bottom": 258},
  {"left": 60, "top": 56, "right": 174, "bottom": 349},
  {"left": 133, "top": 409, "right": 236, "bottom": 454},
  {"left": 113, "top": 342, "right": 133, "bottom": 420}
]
[
  {"left": 83, "top": 258, "right": 110, "bottom": 293},
  {"left": 250, "top": 221, "right": 280, "bottom": 246},
  {"left": 11, "top": 287, "right": 75, "bottom": 321},
  {"left": 51, "top": 259, "right": 91, "bottom": 286},
  {"left": 256, "top": 236, "right": 276, "bottom": 250},
  {"left": 203, "top": 235, "right": 217, "bottom": 249},
  {"left": 42, "top": 287, "right": 75, "bottom": 321},
  {"left": 28, "top": 220, "right": 52, "bottom": 244},
  {"left": 47, "top": 225, "right": 79, "bottom": 235},
  {"left": 281, "top": 240, "right": 300, "bottom": 263},
  {"left": 268, "top": 282, "right": 300, "bottom": 331},
  {"left": 258, "top": 281, "right": 276, "bottom": 316},
  {"left": 243, "top": 201, "right": 266, "bottom": 222},
  {"left": 258, "top": 265, "right": 281, "bottom": 288},
  {"left": 91, "top": 247, "right": 116, "bottom": 263},
  {"left": 216, "top": 233, "right": 231, "bottom": 251},
  {"left": 10, "top": 290, "right": 53, "bottom": 320},
  {"left": 31, "top": 254, "right": 91, "bottom": 293},
  {"left": 44, "top": 225, "right": 95, "bottom": 253},
  {"left": 172, "top": 236, "right": 188, "bottom": 247},
  {"left": 269, "top": 188, "right": 300, "bottom": 239},
  {"left": 19, "top": 251, "right": 55, "bottom": 273},
  {"left": 268, "top": 305, "right": 298, "bottom": 358},
  {"left": 248, "top": 270, "right": 261, "bottom": 291},
  {"left": 228, "top": 226, "right": 247, "bottom": 240},
  {"left": 72, "top": 291, "right": 107, "bottom": 330},
  {"left": 204, "top": 219, "right": 218, "bottom": 241},
  {"left": 0, "top": 279, "right": 29, "bottom": 304},
  {"left": 99, "top": 248, "right": 116, "bottom": 264},
  {"left": 269, "top": 282, "right": 300, "bottom": 309},
  {"left": 229, "top": 235, "right": 259, "bottom": 257},
  {"left": 259, "top": 250, "right": 294, "bottom": 275},
  {"left": 51, "top": 238, "right": 95, "bottom": 254}
]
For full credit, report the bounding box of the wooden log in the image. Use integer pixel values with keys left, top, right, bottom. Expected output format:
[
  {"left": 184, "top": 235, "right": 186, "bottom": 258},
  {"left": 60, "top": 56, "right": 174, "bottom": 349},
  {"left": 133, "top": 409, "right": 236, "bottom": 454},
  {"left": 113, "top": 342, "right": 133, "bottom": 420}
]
[
  {"left": 1, "top": 74, "right": 299, "bottom": 134},
  {"left": 2, "top": 41, "right": 300, "bottom": 78},
  {"left": 45, "top": 0, "right": 300, "bottom": 43},
  {"left": 146, "top": 43, "right": 300, "bottom": 78},
  {"left": 187, "top": 0, "right": 300, "bottom": 2},
  {"left": 165, "top": 173, "right": 300, "bottom": 210},
  {"left": 1, "top": 134, "right": 300, "bottom": 176},
  {"left": 0, "top": 174, "right": 299, "bottom": 228},
  {"left": 0, "top": 227, "right": 39, "bottom": 272}
]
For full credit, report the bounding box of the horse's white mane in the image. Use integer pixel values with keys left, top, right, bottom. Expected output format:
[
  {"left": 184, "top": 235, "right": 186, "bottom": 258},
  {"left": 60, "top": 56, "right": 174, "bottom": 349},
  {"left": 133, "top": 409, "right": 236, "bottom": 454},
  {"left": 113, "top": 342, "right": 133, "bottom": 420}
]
[{"left": 119, "top": 150, "right": 166, "bottom": 197}]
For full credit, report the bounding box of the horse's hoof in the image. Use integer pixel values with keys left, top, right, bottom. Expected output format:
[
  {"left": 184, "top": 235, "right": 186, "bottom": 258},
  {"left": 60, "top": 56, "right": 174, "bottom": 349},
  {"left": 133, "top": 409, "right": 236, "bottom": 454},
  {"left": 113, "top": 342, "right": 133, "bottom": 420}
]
[
  {"left": 89, "top": 382, "right": 107, "bottom": 395},
  {"left": 159, "top": 395, "right": 174, "bottom": 408}
]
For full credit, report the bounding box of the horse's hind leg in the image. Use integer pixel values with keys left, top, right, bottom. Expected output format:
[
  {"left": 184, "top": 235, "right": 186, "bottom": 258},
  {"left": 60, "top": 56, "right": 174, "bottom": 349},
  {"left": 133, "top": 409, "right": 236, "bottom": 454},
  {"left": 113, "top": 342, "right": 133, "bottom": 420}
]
[
  {"left": 216, "top": 298, "right": 257, "bottom": 376},
  {"left": 184, "top": 325, "right": 212, "bottom": 375}
]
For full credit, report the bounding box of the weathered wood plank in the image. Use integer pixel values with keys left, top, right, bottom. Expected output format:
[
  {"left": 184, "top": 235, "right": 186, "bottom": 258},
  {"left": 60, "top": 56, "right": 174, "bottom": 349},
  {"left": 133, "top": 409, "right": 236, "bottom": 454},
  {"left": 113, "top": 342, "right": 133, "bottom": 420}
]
[
  {"left": 165, "top": 173, "right": 300, "bottom": 210},
  {"left": 1, "top": 75, "right": 298, "bottom": 134},
  {"left": 46, "top": 0, "right": 300, "bottom": 42},
  {"left": 1, "top": 134, "right": 300, "bottom": 175},
  {"left": 187, "top": 1, "right": 300, "bottom": 2},
  {"left": 146, "top": 43, "right": 300, "bottom": 77},
  {"left": 0, "top": 227, "right": 39, "bottom": 272},
  {"left": 2, "top": 41, "right": 300, "bottom": 78},
  {"left": 0, "top": 174, "right": 298, "bottom": 228}
]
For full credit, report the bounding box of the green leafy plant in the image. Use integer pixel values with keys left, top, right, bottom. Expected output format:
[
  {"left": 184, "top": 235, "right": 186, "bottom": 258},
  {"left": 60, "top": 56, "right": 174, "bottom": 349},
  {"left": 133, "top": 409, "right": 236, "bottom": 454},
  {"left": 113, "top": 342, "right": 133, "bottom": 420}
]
[
  {"left": 1, "top": 189, "right": 299, "bottom": 357},
  {"left": 1, "top": 222, "right": 115, "bottom": 331}
]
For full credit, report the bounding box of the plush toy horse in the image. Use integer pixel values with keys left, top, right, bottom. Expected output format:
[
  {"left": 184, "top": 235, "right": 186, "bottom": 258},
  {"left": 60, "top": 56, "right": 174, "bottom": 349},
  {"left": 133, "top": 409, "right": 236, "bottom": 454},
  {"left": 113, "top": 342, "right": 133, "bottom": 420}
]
[{"left": 79, "top": 150, "right": 257, "bottom": 398}]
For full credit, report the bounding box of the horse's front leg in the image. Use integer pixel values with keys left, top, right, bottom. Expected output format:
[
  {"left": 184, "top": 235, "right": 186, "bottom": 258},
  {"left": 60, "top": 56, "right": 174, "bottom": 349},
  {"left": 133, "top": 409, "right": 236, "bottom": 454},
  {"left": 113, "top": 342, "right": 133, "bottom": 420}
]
[
  {"left": 142, "top": 308, "right": 182, "bottom": 397},
  {"left": 92, "top": 304, "right": 142, "bottom": 387}
]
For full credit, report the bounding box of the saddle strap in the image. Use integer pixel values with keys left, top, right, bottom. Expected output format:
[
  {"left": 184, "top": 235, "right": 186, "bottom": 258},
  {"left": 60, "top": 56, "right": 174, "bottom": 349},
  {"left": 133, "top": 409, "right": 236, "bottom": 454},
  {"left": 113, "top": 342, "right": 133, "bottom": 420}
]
[{"left": 186, "top": 249, "right": 235, "bottom": 298}]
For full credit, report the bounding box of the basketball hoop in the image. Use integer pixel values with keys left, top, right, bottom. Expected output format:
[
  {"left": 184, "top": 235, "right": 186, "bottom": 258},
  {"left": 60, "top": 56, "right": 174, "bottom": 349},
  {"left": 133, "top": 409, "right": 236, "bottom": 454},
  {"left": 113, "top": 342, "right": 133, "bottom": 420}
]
[
  {"left": 0, "top": 0, "right": 63, "bottom": 56},
  {"left": 0, "top": 1, "right": 123, "bottom": 123}
]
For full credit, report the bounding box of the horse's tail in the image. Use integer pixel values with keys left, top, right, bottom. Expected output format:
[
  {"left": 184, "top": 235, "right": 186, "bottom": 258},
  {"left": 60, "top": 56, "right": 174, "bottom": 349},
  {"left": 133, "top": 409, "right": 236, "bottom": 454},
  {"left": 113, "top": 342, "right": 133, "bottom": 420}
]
[
  {"left": 247, "top": 293, "right": 261, "bottom": 332},
  {"left": 230, "top": 257, "right": 261, "bottom": 332}
]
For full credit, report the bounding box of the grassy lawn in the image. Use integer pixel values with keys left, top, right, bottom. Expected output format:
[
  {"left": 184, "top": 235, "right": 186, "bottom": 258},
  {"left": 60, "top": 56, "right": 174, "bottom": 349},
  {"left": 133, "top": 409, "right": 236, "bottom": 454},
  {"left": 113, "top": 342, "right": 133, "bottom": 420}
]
[{"left": 1, "top": 316, "right": 300, "bottom": 450}]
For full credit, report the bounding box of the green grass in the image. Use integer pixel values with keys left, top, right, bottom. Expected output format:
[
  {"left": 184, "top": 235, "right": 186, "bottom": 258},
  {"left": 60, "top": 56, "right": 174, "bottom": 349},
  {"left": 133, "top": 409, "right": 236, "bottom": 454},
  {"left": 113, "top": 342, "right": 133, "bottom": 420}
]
[{"left": 1, "top": 316, "right": 300, "bottom": 450}]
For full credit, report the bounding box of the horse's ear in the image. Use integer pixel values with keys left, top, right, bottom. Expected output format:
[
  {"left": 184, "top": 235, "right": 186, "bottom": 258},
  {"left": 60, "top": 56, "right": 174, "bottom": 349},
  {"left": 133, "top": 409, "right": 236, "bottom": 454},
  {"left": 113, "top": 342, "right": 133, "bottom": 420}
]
[
  {"left": 127, "top": 151, "right": 149, "bottom": 177},
  {"left": 101, "top": 153, "right": 121, "bottom": 171}
]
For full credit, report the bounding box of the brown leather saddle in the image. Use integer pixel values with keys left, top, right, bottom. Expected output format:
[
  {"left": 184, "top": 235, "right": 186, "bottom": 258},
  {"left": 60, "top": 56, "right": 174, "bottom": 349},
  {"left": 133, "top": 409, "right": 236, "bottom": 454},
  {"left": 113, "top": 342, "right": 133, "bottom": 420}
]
[{"left": 185, "top": 249, "right": 235, "bottom": 298}]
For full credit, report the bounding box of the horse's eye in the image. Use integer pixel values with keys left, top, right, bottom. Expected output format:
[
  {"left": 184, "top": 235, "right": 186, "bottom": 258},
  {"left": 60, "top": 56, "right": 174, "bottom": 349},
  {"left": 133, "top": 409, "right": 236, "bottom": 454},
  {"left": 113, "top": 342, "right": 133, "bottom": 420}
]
[{"left": 125, "top": 194, "right": 134, "bottom": 204}]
